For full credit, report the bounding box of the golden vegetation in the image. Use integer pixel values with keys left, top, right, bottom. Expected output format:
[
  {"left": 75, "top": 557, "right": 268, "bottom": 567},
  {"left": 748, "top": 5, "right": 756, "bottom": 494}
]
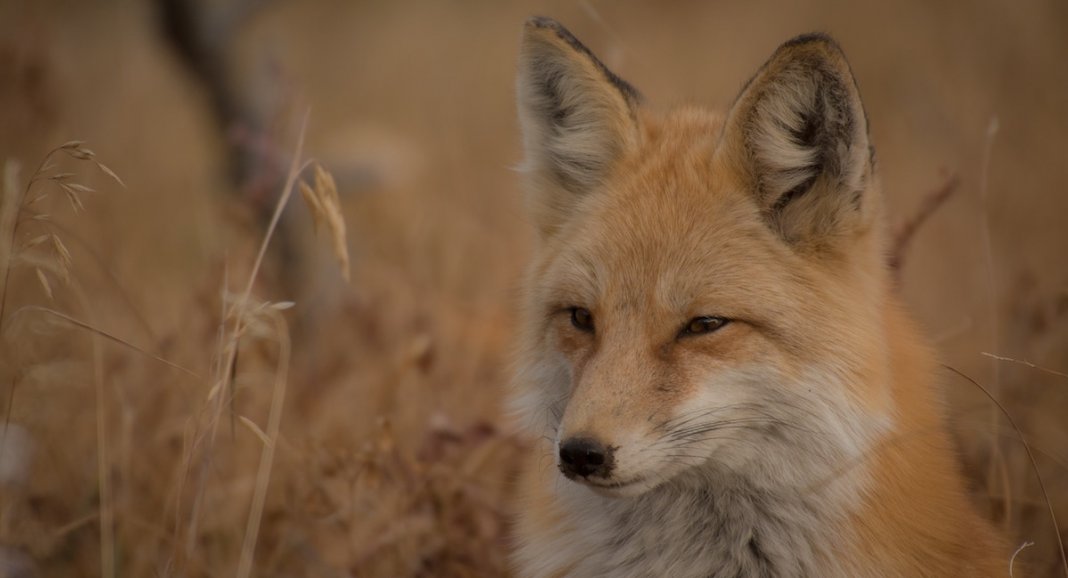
[{"left": 0, "top": 1, "right": 1066, "bottom": 576}]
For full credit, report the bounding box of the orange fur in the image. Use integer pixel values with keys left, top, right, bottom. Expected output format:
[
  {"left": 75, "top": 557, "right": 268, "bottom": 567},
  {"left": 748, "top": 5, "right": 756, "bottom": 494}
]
[{"left": 511, "top": 18, "right": 1006, "bottom": 577}]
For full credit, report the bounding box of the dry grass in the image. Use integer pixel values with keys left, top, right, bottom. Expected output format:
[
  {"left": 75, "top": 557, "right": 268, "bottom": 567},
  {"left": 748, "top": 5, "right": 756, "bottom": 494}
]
[{"left": 1, "top": 1, "right": 1067, "bottom": 577}]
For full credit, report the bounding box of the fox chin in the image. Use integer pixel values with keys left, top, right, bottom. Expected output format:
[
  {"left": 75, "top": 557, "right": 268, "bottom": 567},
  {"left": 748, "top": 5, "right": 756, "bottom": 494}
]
[{"left": 508, "top": 16, "right": 1007, "bottom": 578}]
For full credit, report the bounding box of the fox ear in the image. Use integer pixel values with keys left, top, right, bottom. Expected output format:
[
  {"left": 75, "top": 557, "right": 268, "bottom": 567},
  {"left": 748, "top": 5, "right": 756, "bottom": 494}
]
[
  {"left": 517, "top": 17, "right": 641, "bottom": 237},
  {"left": 719, "top": 34, "right": 876, "bottom": 247}
]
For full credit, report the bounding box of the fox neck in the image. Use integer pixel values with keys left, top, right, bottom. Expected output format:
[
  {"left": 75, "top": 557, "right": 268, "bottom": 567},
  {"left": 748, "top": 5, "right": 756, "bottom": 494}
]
[
  {"left": 842, "top": 299, "right": 1007, "bottom": 575},
  {"left": 550, "top": 456, "right": 856, "bottom": 578}
]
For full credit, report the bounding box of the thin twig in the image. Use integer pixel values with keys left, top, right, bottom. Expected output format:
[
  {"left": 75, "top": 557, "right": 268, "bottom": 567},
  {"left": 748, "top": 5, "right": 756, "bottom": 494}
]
[
  {"left": 5, "top": 305, "right": 200, "bottom": 378},
  {"left": 0, "top": 159, "right": 26, "bottom": 331},
  {"left": 17, "top": 208, "right": 162, "bottom": 346},
  {"left": 78, "top": 286, "right": 114, "bottom": 578},
  {"left": 943, "top": 364, "right": 1068, "bottom": 577},
  {"left": 235, "top": 310, "right": 290, "bottom": 578},
  {"left": 982, "top": 352, "right": 1068, "bottom": 380},
  {"left": 220, "top": 114, "right": 311, "bottom": 427},
  {"left": 888, "top": 173, "right": 960, "bottom": 278},
  {"left": 236, "top": 111, "right": 312, "bottom": 316},
  {"left": 1, "top": 375, "right": 15, "bottom": 474},
  {"left": 1010, "top": 541, "right": 1035, "bottom": 577},
  {"left": 183, "top": 111, "right": 312, "bottom": 565}
]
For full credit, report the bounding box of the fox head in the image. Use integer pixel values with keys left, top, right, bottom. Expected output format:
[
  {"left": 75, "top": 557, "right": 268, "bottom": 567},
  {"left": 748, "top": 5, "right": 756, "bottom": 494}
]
[{"left": 514, "top": 18, "right": 899, "bottom": 498}]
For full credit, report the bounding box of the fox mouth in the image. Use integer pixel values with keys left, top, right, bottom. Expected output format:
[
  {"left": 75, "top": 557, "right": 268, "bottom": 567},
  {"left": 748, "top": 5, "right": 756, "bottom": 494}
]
[{"left": 579, "top": 475, "right": 651, "bottom": 494}]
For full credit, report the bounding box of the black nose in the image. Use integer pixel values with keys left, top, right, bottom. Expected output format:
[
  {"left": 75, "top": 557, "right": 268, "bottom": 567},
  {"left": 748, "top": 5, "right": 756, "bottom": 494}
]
[{"left": 559, "top": 437, "right": 613, "bottom": 478}]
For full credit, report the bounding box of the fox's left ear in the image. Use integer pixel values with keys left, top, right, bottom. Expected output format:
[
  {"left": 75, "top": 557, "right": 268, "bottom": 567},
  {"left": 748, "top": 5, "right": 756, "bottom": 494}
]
[{"left": 719, "top": 34, "right": 876, "bottom": 248}]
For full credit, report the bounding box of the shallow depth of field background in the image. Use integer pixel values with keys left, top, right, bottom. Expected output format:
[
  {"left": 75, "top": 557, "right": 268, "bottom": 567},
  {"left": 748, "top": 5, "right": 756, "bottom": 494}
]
[{"left": 1, "top": 0, "right": 1067, "bottom": 576}]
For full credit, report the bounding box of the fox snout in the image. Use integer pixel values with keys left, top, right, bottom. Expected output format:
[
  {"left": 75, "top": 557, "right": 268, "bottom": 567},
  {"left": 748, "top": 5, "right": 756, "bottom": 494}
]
[{"left": 558, "top": 437, "right": 614, "bottom": 479}]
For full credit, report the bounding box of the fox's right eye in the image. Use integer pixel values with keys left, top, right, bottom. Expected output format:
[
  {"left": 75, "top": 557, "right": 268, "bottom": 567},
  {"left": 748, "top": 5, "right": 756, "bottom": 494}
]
[{"left": 569, "top": 307, "right": 595, "bottom": 333}]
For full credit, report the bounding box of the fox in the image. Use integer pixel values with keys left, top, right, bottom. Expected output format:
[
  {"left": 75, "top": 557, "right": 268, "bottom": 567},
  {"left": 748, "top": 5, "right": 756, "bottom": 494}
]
[{"left": 508, "top": 16, "right": 1008, "bottom": 578}]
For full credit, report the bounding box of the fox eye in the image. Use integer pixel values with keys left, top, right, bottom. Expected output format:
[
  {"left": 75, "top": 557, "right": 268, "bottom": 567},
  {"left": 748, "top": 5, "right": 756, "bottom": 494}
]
[
  {"left": 570, "top": 307, "right": 595, "bottom": 333},
  {"left": 680, "top": 316, "right": 729, "bottom": 337}
]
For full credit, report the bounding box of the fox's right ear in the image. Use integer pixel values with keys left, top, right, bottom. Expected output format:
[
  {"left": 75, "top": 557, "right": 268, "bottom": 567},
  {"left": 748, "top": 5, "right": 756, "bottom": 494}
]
[
  {"left": 516, "top": 17, "right": 641, "bottom": 237},
  {"left": 718, "top": 34, "right": 876, "bottom": 250}
]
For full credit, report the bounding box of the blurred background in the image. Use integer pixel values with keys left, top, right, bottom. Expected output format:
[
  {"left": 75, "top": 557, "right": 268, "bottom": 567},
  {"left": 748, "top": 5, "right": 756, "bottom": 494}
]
[{"left": 1, "top": 0, "right": 1066, "bottom": 576}]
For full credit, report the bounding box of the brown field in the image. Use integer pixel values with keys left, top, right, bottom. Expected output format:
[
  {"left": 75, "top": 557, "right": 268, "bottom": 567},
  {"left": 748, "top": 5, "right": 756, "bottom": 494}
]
[{"left": 1, "top": 0, "right": 1067, "bottom": 576}]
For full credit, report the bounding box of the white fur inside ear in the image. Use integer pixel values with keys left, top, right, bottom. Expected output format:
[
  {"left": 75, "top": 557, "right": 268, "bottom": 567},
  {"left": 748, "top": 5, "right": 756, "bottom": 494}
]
[
  {"left": 516, "top": 52, "right": 635, "bottom": 190},
  {"left": 748, "top": 78, "right": 822, "bottom": 198},
  {"left": 723, "top": 45, "right": 875, "bottom": 247},
  {"left": 741, "top": 60, "right": 869, "bottom": 211}
]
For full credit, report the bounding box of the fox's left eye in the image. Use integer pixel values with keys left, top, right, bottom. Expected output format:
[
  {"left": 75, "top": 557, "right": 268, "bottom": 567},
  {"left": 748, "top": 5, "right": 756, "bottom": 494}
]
[
  {"left": 679, "top": 316, "right": 730, "bottom": 337},
  {"left": 569, "top": 307, "right": 595, "bottom": 333}
]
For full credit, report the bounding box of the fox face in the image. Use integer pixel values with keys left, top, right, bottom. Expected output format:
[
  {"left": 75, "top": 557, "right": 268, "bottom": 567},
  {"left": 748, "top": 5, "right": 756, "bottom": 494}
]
[{"left": 514, "top": 19, "right": 896, "bottom": 498}]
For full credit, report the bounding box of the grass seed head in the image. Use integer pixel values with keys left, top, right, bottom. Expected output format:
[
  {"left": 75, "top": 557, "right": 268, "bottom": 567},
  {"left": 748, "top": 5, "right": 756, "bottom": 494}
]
[{"left": 299, "top": 162, "right": 350, "bottom": 281}]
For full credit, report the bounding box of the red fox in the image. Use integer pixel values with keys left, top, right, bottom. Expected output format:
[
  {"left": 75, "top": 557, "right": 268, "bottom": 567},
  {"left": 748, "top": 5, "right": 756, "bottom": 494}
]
[{"left": 510, "top": 17, "right": 1007, "bottom": 577}]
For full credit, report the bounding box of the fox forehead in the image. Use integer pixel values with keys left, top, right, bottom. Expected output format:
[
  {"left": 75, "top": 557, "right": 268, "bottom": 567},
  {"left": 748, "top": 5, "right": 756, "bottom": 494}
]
[{"left": 533, "top": 108, "right": 800, "bottom": 321}]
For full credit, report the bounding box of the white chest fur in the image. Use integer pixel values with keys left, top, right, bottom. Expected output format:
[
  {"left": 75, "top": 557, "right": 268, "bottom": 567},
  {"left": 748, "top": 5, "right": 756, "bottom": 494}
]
[{"left": 517, "top": 470, "right": 857, "bottom": 578}]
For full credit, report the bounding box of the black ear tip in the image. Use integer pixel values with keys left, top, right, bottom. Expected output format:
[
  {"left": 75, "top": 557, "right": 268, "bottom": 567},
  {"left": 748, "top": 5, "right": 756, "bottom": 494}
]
[
  {"left": 523, "top": 16, "right": 583, "bottom": 51},
  {"left": 779, "top": 32, "right": 846, "bottom": 56},
  {"left": 526, "top": 15, "right": 563, "bottom": 31},
  {"left": 524, "top": 16, "right": 576, "bottom": 44},
  {"left": 519, "top": 16, "right": 642, "bottom": 104}
]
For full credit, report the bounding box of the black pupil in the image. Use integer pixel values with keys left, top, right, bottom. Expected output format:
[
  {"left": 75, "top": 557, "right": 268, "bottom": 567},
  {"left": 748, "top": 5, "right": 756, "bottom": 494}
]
[
  {"left": 689, "top": 317, "right": 722, "bottom": 334},
  {"left": 572, "top": 308, "right": 592, "bottom": 330}
]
